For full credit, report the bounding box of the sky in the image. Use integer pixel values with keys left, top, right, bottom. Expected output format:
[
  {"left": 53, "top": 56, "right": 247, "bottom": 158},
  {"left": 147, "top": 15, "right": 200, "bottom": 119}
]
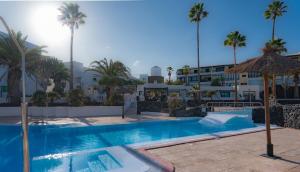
[{"left": 0, "top": 0, "right": 299, "bottom": 79}]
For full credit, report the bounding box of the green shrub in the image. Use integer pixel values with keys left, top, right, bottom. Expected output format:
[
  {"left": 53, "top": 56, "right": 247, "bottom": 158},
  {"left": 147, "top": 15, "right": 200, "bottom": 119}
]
[
  {"left": 31, "top": 91, "right": 47, "bottom": 106},
  {"left": 106, "top": 94, "right": 124, "bottom": 106},
  {"left": 168, "top": 96, "right": 184, "bottom": 113},
  {"left": 47, "top": 91, "right": 60, "bottom": 103},
  {"left": 67, "top": 89, "right": 85, "bottom": 106}
]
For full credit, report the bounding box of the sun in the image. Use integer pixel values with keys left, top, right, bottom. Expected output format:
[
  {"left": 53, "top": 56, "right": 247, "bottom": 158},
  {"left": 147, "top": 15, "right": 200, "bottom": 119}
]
[{"left": 30, "top": 5, "right": 69, "bottom": 46}]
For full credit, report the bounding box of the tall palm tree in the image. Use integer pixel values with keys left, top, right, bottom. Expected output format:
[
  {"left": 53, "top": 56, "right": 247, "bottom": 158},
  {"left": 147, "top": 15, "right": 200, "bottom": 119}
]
[
  {"left": 166, "top": 66, "right": 174, "bottom": 84},
  {"left": 224, "top": 31, "right": 246, "bottom": 103},
  {"left": 264, "top": 0, "right": 287, "bottom": 98},
  {"left": 189, "top": 2, "right": 208, "bottom": 102},
  {"left": 87, "top": 58, "right": 130, "bottom": 101},
  {"left": 182, "top": 65, "right": 190, "bottom": 86},
  {"left": 0, "top": 31, "right": 45, "bottom": 104},
  {"left": 58, "top": 2, "right": 86, "bottom": 90}
]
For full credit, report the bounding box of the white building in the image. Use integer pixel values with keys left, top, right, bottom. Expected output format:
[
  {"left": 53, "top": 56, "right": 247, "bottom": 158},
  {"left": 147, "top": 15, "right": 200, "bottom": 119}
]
[
  {"left": 176, "top": 53, "right": 300, "bottom": 100},
  {"left": 137, "top": 66, "right": 192, "bottom": 101},
  {"left": 64, "top": 61, "right": 105, "bottom": 102}
]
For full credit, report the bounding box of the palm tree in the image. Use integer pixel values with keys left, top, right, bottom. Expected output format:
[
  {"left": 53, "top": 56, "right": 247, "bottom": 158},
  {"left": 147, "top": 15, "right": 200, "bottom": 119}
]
[
  {"left": 224, "top": 31, "right": 246, "bottom": 103},
  {"left": 182, "top": 65, "right": 190, "bottom": 86},
  {"left": 265, "top": 38, "right": 287, "bottom": 54},
  {"left": 58, "top": 2, "right": 86, "bottom": 90},
  {"left": 87, "top": 58, "right": 130, "bottom": 102},
  {"left": 166, "top": 66, "right": 174, "bottom": 84},
  {"left": 265, "top": 0, "right": 287, "bottom": 41},
  {"left": 264, "top": 0, "right": 287, "bottom": 98},
  {"left": 189, "top": 2, "right": 208, "bottom": 102},
  {"left": 0, "top": 31, "right": 45, "bottom": 104}
]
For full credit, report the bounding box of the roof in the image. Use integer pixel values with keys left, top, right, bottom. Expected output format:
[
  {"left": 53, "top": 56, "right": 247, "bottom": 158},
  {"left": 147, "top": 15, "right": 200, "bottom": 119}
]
[{"left": 226, "top": 50, "right": 300, "bottom": 75}]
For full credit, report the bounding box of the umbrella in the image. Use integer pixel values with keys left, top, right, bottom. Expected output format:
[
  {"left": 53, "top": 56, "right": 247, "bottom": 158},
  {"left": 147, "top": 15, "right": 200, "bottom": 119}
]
[{"left": 226, "top": 47, "right": 300, "bottom": 157}]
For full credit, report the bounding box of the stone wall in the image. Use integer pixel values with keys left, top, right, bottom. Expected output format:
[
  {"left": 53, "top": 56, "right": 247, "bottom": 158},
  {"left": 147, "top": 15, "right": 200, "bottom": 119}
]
[
  {"left": 252, "top": 105, "right": 300, "bottom": 129},
  {"left": 169, "top": 107, "right": 206, "bottom": 117},
  {"left": 137, "top": 101, "right": 167, "bottom": 113},
  {"left": 283, "top": 104, "right": 300, "bottom": 129},
  {"left": 252, "top": 106, "right": 284, "bottom": 126}
]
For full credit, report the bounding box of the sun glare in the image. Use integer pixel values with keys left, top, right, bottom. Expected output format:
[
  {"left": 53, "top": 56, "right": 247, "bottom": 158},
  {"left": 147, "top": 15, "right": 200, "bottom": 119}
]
[{"left": 30, "top": 5, "right": 69, "bottom": 46}]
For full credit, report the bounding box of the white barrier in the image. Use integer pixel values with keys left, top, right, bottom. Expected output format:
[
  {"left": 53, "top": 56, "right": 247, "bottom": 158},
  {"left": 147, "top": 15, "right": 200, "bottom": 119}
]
[{"left": 0, "top": 106, "right": 123, "bottom": 117}]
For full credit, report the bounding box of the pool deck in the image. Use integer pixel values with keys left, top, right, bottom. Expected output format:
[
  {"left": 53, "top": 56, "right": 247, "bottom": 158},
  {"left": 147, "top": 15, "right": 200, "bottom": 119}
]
[
  {"left": 148, "top": 128, "right": 300, "bottom": 172},
  {"left": 0, "top": 114, "right": 176, "bottom": 125}
]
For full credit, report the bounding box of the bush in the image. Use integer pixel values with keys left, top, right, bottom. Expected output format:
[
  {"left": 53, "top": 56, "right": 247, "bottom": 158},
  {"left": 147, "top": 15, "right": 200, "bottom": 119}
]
[
  {"left": 168, "top": 95, "right": 185, "bottom": 113},
  {"left": 106, "top": 94, "right": 124, "bottom": 106},
  {"left": 31, "top": 91, "right": 47, "bottom": 106},
  {"left": 47, "top": 91, "right": 60, "bottom": 103},
  {"left": 67, "top": 89, "right": 85, "bottom": 106}
]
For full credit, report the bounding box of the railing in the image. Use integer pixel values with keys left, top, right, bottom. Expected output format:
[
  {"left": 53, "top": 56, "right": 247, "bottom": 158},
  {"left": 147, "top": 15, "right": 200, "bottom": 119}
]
[{"left": 206, "top": 101, "right": 263, "bottom": 108}]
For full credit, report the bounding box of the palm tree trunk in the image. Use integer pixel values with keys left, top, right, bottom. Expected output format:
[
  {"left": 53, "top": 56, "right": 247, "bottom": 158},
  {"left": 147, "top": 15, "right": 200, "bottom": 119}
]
[
  {"left": 271, "top": 17, "right": 276, "bottom": 99},
  {"left": 233, "top": 46, "right": 238, "bottom": 103},
  {"left": 168, "top": 74, "right": 171, "bottom": 84},
  {"left": 69, "top": 27, "right": 74, "bottom": 90},
  {"left": 7, "top": 68, "right": 21, "bottom": 104},
  {"left": 272, "top": 17, "right": 276, "bottom": 41},
  {"left": 196, "top": 21, "right": 201, "bottom": 102}
]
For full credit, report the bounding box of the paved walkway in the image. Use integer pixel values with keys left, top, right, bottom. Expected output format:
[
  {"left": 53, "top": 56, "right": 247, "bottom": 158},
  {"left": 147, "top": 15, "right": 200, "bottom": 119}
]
[{"left": 149, "top": 128, "right": 300, "bottom": 172}]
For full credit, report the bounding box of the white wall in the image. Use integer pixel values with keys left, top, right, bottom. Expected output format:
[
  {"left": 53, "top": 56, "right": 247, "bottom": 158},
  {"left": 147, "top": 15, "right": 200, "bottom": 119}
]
[{"left": 0, "top": 106, "right": 123, "bottom": 117}]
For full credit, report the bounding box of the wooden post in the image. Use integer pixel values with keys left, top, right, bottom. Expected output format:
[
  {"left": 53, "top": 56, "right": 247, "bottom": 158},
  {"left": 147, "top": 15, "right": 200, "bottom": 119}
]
[{"left": 263, "top": 73, "right": 273, "bottom": 156}]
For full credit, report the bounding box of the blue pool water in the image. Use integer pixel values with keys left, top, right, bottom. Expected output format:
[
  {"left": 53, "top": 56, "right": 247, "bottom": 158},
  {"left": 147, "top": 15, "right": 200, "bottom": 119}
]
[{"left": 0, "top": 111, "right": 256, "bottom": 171}]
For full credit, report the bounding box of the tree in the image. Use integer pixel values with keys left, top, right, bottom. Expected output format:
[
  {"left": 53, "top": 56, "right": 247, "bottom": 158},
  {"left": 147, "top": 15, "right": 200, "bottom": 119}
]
[
  {"left": 189, "top": 2, "right": 208, "bottom": 102},
  {"left": 182, "top": 65, "right": 190, "bottom": 86},
  {"left": 166, "top": 66, "right": 174, "bottom": 84},
  {"left": 264, "top": 0, "right": 287, "bottom": 98},
  {"left": 0, "top": 31, "right": 45, "bottom": 104},
  {"left": 224, "top": 31, "right": 246, "bottom": 103},
  {"left": 33, "top": 56, "right": 69, "bottom": 95},
  {"left": 58, "top": 2, "right": 86, "bottom": 90},
  {"left": 87, "top": 58, "right": 130, "bottom": 102},
  {"left": 264, "top": 0, "right": 287, "bottom": 41},
  {"left": 265, "top": 38, "right": 287, "bottom": 55}
]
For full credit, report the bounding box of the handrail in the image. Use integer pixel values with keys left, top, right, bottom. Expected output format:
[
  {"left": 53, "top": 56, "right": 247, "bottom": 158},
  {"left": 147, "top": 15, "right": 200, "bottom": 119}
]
[{"left": 206, "top": 101, "right": 263, "bottom": 107}]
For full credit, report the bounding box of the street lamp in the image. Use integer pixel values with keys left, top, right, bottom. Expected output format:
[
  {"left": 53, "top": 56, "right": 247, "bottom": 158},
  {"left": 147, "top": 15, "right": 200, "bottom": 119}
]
[{"left": 0, "top": 16, "right": 30, "bottom": 172}]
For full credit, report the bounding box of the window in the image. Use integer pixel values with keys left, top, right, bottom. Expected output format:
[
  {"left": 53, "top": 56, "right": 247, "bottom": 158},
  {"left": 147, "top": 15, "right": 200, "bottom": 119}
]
[
  {"left": 242, "top": 74, "right": 247, "bottom": 77},
  {"left": 215, "top": 66, "right": 224, "bottom": 72}
]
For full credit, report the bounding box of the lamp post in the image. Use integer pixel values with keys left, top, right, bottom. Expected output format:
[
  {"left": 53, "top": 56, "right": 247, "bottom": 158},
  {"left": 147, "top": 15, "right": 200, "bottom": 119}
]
[{"left": 0, "top": 16, "right": 30, "bottom": 172}]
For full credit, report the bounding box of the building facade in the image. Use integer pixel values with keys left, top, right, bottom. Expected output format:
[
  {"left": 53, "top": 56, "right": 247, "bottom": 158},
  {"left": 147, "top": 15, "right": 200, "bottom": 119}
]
[{"left": 176, "top": 53, "right": 300, "bottom": 100}]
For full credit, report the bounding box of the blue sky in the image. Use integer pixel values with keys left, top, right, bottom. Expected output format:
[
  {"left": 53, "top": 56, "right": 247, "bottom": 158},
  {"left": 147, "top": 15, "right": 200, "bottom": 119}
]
[{"left": 0, "top": 0, "right": 299, "bottom": 78}]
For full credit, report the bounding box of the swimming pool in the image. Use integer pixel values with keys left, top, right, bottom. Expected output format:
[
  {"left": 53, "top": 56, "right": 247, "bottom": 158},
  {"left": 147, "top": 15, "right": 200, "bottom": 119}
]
[{"left": 0, "top": 110, "right": 258, "bottom": 171}]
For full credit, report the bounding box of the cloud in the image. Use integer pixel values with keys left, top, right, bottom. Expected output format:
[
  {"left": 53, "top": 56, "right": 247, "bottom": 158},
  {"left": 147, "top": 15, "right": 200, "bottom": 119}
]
[
  {"left": 132, "top": 60, "right": 140, "bottom": 67},
  {"left": 104, "top": 45, "right": 111, "bottom": 49}
]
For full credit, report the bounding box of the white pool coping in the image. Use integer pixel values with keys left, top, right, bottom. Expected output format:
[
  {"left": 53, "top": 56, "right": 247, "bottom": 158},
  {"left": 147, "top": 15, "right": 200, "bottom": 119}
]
[
  {"left": 33, "top": 146, "right": 150, "bottom": 172},
  {"left": 129, "top": 124, "right": 281, "bottom": 149}
]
